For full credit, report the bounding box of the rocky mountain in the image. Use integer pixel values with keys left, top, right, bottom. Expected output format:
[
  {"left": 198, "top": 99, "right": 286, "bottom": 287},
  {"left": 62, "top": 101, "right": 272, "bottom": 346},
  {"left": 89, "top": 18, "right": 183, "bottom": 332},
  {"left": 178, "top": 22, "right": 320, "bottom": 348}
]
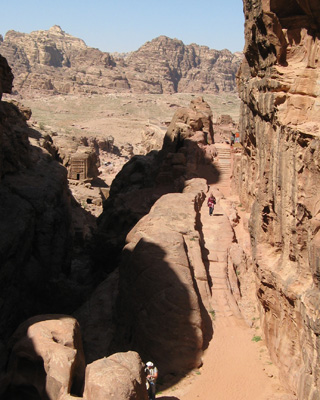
[
  {"left": 0, "top": 25, "right": 242, "bottom": 96},
  {"left": 234, "top": 0, "right": 320, "bottom": 398}
]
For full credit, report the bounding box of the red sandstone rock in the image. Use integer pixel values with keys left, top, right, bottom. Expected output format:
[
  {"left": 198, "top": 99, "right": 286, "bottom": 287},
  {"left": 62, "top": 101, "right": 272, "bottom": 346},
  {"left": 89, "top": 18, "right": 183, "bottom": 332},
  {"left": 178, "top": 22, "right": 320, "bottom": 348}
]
[
  {"left": 83, "top": 351, "right": 148, "bottom": 400},
  {"left": 113, "top": 179, "right": 212, "bottom": 378},
  {"left": 235, "top": 0, "right": 320, "bottom": 398},
  {"left": 4, "top": 315, "right": 85, "bottom": 399},
  {"left": 0, "top": 27, "right": 242, "bottom": 96}
]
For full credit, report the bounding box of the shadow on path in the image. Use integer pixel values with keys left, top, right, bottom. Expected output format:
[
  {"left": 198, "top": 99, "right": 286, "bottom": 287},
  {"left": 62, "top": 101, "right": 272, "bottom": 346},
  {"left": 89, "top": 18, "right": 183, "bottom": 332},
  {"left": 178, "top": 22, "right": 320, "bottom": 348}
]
[{"left": 157, "top": 396, "right": 180, "bottom": 400}]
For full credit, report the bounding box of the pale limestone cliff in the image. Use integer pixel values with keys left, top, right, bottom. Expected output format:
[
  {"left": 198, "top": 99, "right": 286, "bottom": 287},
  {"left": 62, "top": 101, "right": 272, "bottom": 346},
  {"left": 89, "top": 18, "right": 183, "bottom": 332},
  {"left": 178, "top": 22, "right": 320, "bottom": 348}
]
[{"left": 234, "top": 0, "right": 320, "bottom": 398}]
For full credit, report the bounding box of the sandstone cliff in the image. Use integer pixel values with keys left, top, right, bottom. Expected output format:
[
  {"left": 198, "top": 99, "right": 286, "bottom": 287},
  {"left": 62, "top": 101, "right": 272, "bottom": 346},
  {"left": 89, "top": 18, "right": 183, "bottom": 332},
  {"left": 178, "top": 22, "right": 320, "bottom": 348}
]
[
  {"left": 0, "top": 54, "right": 94, "bottom": 349},
  {"left": 235, "top": 0, "right": 320, "bottom": 398},
  {"left": 0, "top": 25, "right": 242, "bottom": 96}
]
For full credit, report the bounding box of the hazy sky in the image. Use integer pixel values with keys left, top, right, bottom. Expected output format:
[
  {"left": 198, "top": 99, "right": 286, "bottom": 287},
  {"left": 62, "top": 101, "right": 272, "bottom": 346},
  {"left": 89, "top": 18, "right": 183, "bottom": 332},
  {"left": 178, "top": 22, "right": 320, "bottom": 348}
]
[{"left": 1, "top": 0, "right": 245, "bottom": 53}]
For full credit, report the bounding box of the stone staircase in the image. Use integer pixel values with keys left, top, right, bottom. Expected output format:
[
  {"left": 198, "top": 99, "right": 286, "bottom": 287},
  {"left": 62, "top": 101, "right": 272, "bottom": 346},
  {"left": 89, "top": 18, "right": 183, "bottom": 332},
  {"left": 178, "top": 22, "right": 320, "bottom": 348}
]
[{"left": 214, "top": 143, "right": 232, "bottom": 183}]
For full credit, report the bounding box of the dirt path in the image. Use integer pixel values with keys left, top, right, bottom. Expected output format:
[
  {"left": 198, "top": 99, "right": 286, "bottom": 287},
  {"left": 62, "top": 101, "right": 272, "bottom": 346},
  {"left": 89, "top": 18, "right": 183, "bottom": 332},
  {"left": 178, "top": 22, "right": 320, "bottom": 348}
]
[{"left": 159, "top": 146, "right": 296, "bottom": 400}]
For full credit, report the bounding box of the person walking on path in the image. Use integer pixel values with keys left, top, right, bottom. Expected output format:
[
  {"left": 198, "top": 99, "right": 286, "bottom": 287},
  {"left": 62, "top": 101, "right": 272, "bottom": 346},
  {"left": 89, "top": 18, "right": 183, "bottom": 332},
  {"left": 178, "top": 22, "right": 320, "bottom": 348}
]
[
  {"left": 145, "top": 361, "right": 158, "bottom": 400},
  {"left": 207, "top": 193, "right": 216, "bottom": 216}
]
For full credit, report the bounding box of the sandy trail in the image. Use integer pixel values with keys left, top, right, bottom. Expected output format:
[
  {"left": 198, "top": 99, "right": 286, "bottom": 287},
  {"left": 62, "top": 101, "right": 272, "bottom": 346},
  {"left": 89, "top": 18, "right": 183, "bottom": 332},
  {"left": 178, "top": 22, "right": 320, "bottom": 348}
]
[{"left": 159, "top": 146, "right": 295, "bottom": 400}]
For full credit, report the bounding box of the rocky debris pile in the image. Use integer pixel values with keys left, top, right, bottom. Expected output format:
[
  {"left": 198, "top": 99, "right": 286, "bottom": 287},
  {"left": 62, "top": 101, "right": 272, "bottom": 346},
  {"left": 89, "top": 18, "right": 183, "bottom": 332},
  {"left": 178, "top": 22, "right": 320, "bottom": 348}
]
[
  {"left": 234, "top": 0, "right": 320, "bottom": 398},
  {"left": 0, "top": 26, "right": 242, "bottom": 96}
]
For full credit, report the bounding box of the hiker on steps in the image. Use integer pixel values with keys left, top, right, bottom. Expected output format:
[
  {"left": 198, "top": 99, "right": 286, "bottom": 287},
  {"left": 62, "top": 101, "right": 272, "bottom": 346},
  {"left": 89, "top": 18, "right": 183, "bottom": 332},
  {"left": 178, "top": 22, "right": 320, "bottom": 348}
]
[{"left": 207, "top": 193, "right": 216, "bottom": 216}]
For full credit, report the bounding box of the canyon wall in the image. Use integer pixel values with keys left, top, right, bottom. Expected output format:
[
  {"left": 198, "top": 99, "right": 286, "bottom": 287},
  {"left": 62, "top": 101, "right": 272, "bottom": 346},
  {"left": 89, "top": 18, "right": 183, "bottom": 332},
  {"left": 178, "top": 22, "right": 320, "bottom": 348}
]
[
  {"left": 235, "top": 0, "right": 320, "bottom": 398},
  {"left": 0, "top": 55, "right": 94, "bottom": 349}
]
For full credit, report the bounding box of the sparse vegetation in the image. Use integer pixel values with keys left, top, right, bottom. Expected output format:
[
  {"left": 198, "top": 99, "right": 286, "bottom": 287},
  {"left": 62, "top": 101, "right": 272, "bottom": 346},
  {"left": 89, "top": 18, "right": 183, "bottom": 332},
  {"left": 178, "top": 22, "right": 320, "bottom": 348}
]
[
  {"left": 252, "top": 335, "right": 262, "bottom": 342},
  {"left": 209, "top": 309, "right": 216, "bottom": 321}
]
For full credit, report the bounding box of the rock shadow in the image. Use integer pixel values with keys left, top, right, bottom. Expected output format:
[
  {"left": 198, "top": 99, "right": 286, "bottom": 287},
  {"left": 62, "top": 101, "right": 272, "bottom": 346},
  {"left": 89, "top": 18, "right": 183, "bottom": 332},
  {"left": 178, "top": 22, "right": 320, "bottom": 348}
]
[
  {"left": 158, "top": 397, "right": 181, "bottom": 400},
  {"left": 90, "top": 177, "right": 109, "bottom": 188},
  {"left": 111, "top": 238, "right": 213, "bottom": 388},
  {"left": 0, "top": 315, "right": 84, "bottom": 400}
]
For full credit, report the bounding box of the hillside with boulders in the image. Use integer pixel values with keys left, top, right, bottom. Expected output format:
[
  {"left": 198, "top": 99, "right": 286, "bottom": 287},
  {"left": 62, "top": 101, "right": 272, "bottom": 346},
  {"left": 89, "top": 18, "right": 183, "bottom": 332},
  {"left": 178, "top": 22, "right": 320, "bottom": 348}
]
[{"left": 0, "top": 25, "right": 242, "bottom": 96}]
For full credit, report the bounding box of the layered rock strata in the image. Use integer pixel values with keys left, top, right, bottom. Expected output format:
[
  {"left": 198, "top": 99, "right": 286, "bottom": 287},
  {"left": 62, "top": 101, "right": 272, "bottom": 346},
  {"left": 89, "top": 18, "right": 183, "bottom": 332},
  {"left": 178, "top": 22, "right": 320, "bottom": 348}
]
[
  {"left": 0, "top": 25, "right": 242, "bottom": 95},
  {"left": 235, "top": 0, "right": 320, "bottom": 398}
]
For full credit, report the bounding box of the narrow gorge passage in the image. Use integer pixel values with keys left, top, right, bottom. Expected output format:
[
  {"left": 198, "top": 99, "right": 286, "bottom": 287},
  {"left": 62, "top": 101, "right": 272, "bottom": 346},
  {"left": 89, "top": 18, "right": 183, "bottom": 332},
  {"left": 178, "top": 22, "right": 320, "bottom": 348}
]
[{"left": 161, "top": 146, "right": 295, "bottom": 400}]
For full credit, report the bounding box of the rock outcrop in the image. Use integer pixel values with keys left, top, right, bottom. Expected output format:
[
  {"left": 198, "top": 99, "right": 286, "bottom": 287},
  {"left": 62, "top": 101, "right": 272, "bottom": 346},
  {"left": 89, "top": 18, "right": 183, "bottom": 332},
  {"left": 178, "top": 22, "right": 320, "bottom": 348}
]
[
  {"left": 112, "top": 179, "right": 212, "bottom": 379},
  {"left": 0, "top": 54, "right": 94, "bottom": 352},
  {"left": 234, "top": 0, "right": 320, "bottom": 398},
  {"left": 76, "top": 98, "right": 218, "bottom": 380},
  {"left": 83, "top": 352, "right": 148, "bottom": 400},
  {"left": 0, "top": 26, "right": 242, "bottom": 96},
  {"left": 1, "top": 313, "right": 147, "bottom": 400},
  {"left": 93, "top": 97, "right": 218, "bottom": 268},
  {"left": 2, "top": 315, "right": 85, "bottom": 399}
]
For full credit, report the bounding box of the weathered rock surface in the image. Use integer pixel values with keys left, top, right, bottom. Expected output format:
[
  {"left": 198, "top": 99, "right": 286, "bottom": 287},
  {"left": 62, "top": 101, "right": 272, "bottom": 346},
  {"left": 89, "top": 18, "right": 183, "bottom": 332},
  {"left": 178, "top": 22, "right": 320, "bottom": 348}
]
[
  {"left": 0, "top": 54, "right": 94, "bottom": 354},
  {"left": 79, "top": 98, "right": 218, "bottom": 374},
  {"left": 94, "top": 97, "right": 219, "bottom": 268},
  {"left": 0, "top": 26, "right": 242, "bottom": 96},
  {"left": 83, "top": 351, "right": 148, "bottom": 400},
  {"left": 234, "top": 0, "right": 320, "bottom": 398},
  {"left": 112, "top": 179, "right": 212, "bottom": 379},
  {"left": 1, "top": 315, "right": 85, "bottom": 399},
  {"left": 0, "top": 54, "right": 13, "bottom": 98}
]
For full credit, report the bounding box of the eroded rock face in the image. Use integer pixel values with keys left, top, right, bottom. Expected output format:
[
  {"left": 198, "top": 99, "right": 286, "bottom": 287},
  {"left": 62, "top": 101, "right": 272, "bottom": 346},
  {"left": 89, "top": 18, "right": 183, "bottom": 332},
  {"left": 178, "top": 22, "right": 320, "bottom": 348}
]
[
  {"left": 235, "top": 0, "right": 320, "bottom": 398},
  {"left": 0, "top": 55, "right": 94, "bottom": 351},
  {"left": 80, "top": 99, "right": 217, "bottom": 372},
  {"left": 112, "top": 179, "right": 212, "bottom": 379},
  {"left": 83, "top": 351, "right": 148, "bottom": 400},
  {"left": 0, "top": 26, "right": 242, "bottom": 95},
  {"left": 94, "top": 97, "right": 218, "bottom": 269},
  {"left": 0, "top": 54, "right": 13, "bottom": 98},
  {"left": 1, "top": 315, "right": 85, "bottom": 400}
]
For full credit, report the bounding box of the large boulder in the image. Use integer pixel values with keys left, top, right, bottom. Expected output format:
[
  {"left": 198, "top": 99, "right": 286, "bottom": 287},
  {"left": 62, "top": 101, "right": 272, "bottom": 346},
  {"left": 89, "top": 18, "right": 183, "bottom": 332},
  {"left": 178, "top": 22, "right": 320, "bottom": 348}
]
[
  {"left": 83, "top": 351, "right": 148, "bottom": 400},
  {"left": 2, "top": 315, "right": 85, "bottom": 400}
]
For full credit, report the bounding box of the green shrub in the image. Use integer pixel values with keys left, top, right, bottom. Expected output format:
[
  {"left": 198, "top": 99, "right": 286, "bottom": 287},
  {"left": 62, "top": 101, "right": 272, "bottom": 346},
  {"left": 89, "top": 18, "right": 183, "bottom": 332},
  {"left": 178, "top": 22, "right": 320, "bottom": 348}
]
[{"left": 252, "top": 335, "right": 262, "bottom": 342}]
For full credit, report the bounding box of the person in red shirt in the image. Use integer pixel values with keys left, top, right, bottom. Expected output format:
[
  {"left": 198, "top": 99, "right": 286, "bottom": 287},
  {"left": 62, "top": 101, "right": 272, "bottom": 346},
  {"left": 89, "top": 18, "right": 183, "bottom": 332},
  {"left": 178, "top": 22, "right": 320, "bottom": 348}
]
[{"left": 207, "top": 193, "right": 216, "bottom": 216}]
